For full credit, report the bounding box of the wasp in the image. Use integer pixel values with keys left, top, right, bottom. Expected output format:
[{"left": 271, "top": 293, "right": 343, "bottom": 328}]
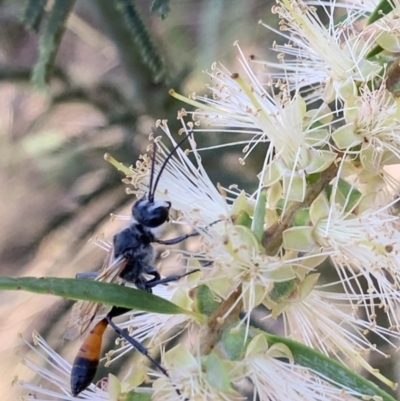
[{"left": 66, "top": 132, "right": 201, "bottom": 396}]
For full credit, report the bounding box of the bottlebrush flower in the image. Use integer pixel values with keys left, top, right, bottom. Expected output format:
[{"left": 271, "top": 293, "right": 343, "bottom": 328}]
[
  {"left": 261, "top": 0, "right": 381, "bottom": 102},
  {"left": 173, "top": 55, "right": 337, "bottom": 202},
  {"left": 283, "top": 191, "right": 400, "bottom": 329},
  {"left": 152, "top": 345, "right": 241, "bottom": 401},
  {"left": 127, "top": 120, "right": 231, "bottom": 235},
  {"left": 373, "top": 3, "right": 400, "bottom": 53},
  {"left": 16, "top": 332, "right": 110, "bottom": 401},
  {"left": 233, "top": 334, "right": 363, "bottom": 401},
  {"left": 15, "top": 0, "right": 400, "bottom": 400},
  {"left": 264, "top": 278, "right": 399, "bottom": 386},
  {"left": 332, "top": 83, "right": 400, "bottom": 172}
]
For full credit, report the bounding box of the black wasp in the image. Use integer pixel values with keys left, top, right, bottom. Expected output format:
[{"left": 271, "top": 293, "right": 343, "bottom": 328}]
[{"left": 66, "top": 131, "right": 201, "bottom": 396}]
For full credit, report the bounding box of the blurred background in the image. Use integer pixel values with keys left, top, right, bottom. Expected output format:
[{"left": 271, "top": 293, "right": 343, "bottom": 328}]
[
  {"left": 0, "top": 0, "right": 275, "bottom": 399},
  {"left": 0, "top": 1, "right": 398, "bottom": 400}
]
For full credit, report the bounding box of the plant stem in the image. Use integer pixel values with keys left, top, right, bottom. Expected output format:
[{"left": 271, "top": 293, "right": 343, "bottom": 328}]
[
  {"left": 198, "top": 160, "right": 339, "bottom": 355},
  {"left": 262, "top": 161, "right": 339, "bottom": 255},
  {"left": 200, "top": 286, "right": 243, "bottom": 354}
]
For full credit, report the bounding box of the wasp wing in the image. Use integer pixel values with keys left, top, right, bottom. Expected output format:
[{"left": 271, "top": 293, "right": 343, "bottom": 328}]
[{"left": 64, "top": 252, "right": 127, "bottom": 341}]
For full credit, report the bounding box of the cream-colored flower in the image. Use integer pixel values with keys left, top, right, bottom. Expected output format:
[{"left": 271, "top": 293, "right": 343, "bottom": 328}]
[
  {"left": 152, "top": 344, "right": 240, "bottom": 401},
  {"left": 126, "top": 120, "right": 231, "bottom": 238},
  {"left": 178, "top": 52, "right": 337, "bottom": 202},
  {"left": 234, "top": 334, "right": 362, "bottom": 401},
  {"left": 264, "top": 280, "right": 398, "bottom": 387},
  {"left": 107, "top": 274, "right": 197, "bottom": 364},
  {"left": 284, "top": 191, "right": 400, "bottom": 328},
  {"left": 16, "top": 332, "right": 110, "bottom": 401},
  {"left": 173, "top": 46, "right": 336, "bottom": 183},
  {"left": 332, "top": 84, "right": 400, "bottom": 172},
  {"left": 263, "top": 0, "right": 381, "bottom": 102},
  {"left": 373, "top": 3, "right": 400, "bottom": 52}
]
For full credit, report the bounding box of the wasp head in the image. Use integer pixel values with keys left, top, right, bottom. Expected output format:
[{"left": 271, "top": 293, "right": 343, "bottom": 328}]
[
  {"left": 133, "top": 130, "right": 193, "bottom": 229},
  {"left": 132, "top": 197, "right": 171, "bottom": 228}
]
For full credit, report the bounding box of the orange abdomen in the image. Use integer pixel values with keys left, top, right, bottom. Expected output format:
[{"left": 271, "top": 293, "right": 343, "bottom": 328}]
[{"left": 70, "top": 318, "right": 108, "bottom": 396}]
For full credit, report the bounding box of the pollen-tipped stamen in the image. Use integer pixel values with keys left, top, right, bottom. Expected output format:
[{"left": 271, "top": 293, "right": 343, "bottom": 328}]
[{"left": 104, "top": 153, "right": 133, "bottom": 176}]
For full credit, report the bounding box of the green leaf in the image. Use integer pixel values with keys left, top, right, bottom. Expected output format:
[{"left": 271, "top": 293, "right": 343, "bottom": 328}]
[
  {"left": 264, "top": 332, "right": 397, "bottom": 401},
  {"left": 194, "top": 284, "right": 220, "bottom": 316},
  {"left": 306, "top": 172, "right": 320, "bottom": 185},
  {"left": 220, "top": 324, "right": 251, "bottom": 361},
  {"left": 366, "top": 44, "right": 384, "bottom": 59},
  {"left": 251, "top": 187, "right": 267, "bottom": 242},
  {"left": 367, "top": 0, "right": 394, "bottom": 25},
  {"left": 124, "top": 392, "right": 152, "bottom": 401},
  {"left": 205, "top": 353, "right": 232, "bottom": 392},
  {"left": 0, "top": 276, "right": 201, "bottom": 319},
  {"left": 233, "top": 210, "right": 252, "bottom": 228},
  {"left": 114, "top": 0, "right": 167, "bottom": 83},
  {"left": 267, "top": 279, "right": 296, "bottom": 302},
  {"left": 22, "top": 0, "right": 47, "bottom": 31},
  {"left": 325, "top": 178, "right": 361, "bottom": 213},
  {"left": 337, "top": 178, "right": 362, "bottom": 212},
  {"left": 32, "top": 0, "right": 76, "bottom": 88}
]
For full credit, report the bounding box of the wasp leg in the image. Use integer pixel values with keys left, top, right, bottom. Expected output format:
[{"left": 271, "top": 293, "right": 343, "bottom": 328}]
[
  {"left": 106, "top": 307, "right": 184, "bottom": 398},
  {"left": 136, "top": 269, "right": 160, "bottom": 292},
  {"left": 155, "top": 219, "right": 224, "bottom": 245},
  {"left": 106, "top": 308, "right": 169, "bottom": 376},
  {"left": 155, "top": 231, "right": 199, "bottom": 245},
  {"left": 145, "top": 269, "right": 200, "bottom": 289},
  {"left": 135, "top": 276, "right": 154, "bottom": 293},
  {"left": 76, "top": 271, "right": 98, "bottom": 280},
  {"left": 146, "top": 269, "right": 161, "bottom": 282}
]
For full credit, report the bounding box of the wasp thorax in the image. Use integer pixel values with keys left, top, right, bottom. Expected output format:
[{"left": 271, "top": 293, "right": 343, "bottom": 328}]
[{"left": 132, "top": 197, "right": 171, "bottom": 228}]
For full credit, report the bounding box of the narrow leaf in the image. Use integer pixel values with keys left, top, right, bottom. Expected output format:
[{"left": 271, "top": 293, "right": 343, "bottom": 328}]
[
  {"left": 0, "top": 276, "right": 199, "bottom": 318},
  {"left": 125, "top": 392, "right": 152, "bottom": 401},
  {"left": 114, "top": 0, "right": 167, "bottom": 83},
  {"left": 22, "top": 0, "right": 47, "bottom": 31},
  {"left": 32, "top": 0, "right": 76, "bottom": 88},
  {"left": 367, "top": 0, "right": 394, "bottom": 25},
  {"left": 264, "top": 332, "right": 397, "bottom": 401},
  {"left": 366, "top": 44, "right": 384, "bottom": 59}
]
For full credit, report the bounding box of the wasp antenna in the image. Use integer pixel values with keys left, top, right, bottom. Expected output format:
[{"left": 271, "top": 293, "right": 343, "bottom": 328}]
[
  {"left": 148, "top": 138, "right": 158, "bottom": 202},
  {"left": 151, "top": 130, "right": 194, "bottom": 200}
]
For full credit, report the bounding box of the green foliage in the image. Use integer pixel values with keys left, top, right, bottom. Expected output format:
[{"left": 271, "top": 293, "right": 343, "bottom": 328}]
[
  {"left": 0, "top": 276, "right": 196, "bottom": 316},
  {"left": 27, "top": 0, "right": 171, "bottom": 88},
  {"left": 124, "top": 392, "right": 152, "bottom": 401},
  {"left": 150, "top": 0, "right": 171, "bottom": 19},
  {"left": 264, "top": 332, "right": 397, "bottom": 401},
  {"left": 220, "top": 324, "right": 251, "bottom": 361},
  {"left": 204, "top": 353, "right": 232, "bottom": 392},
  {"left": 325, "top": 178, "right": 362, "bottom": 213},
  {"left": 31, "top": 0, "right": 76, "bottom": 88},
  {"left": 114, "top": 0, "right": 167, "bottom": 83},
  {"left": 366, "top": 44, "right": 384, "bottom": 59},
  {"left": 367, "top": 0, "right": 394, "bottom": 25},
  {"left": 194, "top": 284, "right": 220, "bottom": 316},
  {"left": 22, "top": 0, "right": 47, "bottom": 31},
  {"left": 267, "top": 279, "right": 296, "bottom": 302},
  {"left": 234, "top": 210, "right": 252, "bottom": 228}
]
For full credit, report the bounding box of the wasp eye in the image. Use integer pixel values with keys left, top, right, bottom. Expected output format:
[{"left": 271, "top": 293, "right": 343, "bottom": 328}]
[{"left": 132, "top": 199, "right": 171, "bottom": 228}]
